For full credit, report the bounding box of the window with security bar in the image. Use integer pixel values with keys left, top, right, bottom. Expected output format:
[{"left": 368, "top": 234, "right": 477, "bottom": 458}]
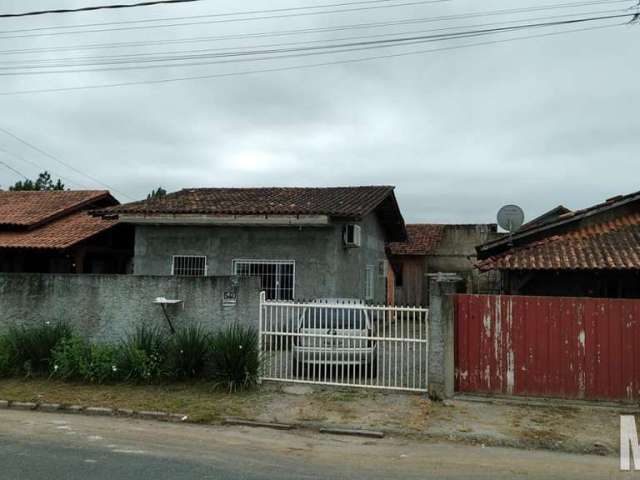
[
  {"left": 172, "top": 256, "right": 207, "bottom": 276},
  {"left": 365, "top": 265, "right": 375, "bottom": 301},
  {"left": 232, "top": 260, "right": 295, "bottom": 300}
]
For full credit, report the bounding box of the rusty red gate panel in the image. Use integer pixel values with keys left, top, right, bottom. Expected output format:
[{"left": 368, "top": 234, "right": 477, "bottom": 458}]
[{"left": 454, "top": 294, "right": 640, "bottom": 401}]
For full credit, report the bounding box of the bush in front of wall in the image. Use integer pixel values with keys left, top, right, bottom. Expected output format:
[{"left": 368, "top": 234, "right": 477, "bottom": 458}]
[
  {"left": 118, "top": 325, "right": 169, "bottom": 382},
  {"left": 0, "top": 335, "right": 11, "bottom": 378},
  {"left": 50, "top": 335, "right": 90, "bottom": 381},
  {"left": 4, "top": 322, "right": 73, "bottom": 376},
  {"left": 207, "top": 324, "right": 260, "bottom": 392},
  {"left": 82, "top": 344, "right": 122, "bottom": 384},
  {"left": 167, "top": 325, "right": 211, "bottom": 380},
  {"left": 51, "top": 336, "right": 121, "bottom": 384},
  {"left": 0, "top": 323, "right": 264, "bottom": 391}
]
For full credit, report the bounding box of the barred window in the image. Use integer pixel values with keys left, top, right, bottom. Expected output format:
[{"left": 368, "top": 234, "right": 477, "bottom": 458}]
[
  {"left": 172, "top": 256, "right": 207, "bottom": 276},
  {"left": 232, "top": 259, "right": 295, "bottom": 300},
  {"left": 365, "top": 265, "right": 375, "bottom": 301}
]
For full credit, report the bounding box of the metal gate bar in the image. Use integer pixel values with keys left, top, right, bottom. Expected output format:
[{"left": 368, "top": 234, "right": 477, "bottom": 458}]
[{"left": 258, "top": 292, "right": 429, "bottom": 392}]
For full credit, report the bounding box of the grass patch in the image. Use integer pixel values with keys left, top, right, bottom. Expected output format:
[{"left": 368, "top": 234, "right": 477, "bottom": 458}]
[{"left": 0, "top": 378, "right": 263, "bottom": 423}]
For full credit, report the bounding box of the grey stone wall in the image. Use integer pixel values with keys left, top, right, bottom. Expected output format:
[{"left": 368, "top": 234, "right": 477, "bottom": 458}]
[
  {"left": 425, "top": 225, "right": 504, "bottom": 298},
  {"left": 428, "top": 277, "right": 459, "bottom": 399},
  {"left": 0, "top": 274, "right": 261, "bottom": 343},
  {"left": 131, "top": 212, "right": 389, "bottom": 302}
]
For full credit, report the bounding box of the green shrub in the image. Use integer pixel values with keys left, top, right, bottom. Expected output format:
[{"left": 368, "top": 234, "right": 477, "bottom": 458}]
[
  {"left": 208, "top": 324, "right": 260, "bottom": 392},
  {"left": 119, "top": 325, "right": 169, "bottom": 382},
  {"left": 5, "top": 322, "right": 73, "bottom": 376},
  {"left": 51, "top": 336, "right": 90, "bottom": 381},
  {"left": 83, "top": 344, "right": 122, "bottom": 384},
  {"left": 168, "top": 325, "right": 211, "bottom": 379},
  {"left": 51, "top": 337, "right": 121, "bottom": 384},
  {"left": 0, "top": 336, "right": 11, "bottom": 378}
]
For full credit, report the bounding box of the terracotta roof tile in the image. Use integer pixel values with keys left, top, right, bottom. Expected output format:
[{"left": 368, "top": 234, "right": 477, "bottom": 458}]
[
  {"left": 0, "top": 210, "right": 116, "bottom": 250},
  {"left": 0, "top": 190, "right": 111, "bottom": 227},
  {"left": 387, "top": 224, "right": 445, "bottom": 255},
  {"left": 99, "top": 186, "right": 395, "bottom": 218},
  {"left": 477, "top": 213, "right": 640, "bottom": 271}
]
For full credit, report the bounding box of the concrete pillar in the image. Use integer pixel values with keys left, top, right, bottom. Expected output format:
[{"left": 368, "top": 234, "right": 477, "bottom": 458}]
[{"left": 428, "top": 275, "right": 460, "bottom": 399}]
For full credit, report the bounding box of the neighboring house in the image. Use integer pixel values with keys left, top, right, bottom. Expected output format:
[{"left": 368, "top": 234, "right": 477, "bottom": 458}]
[
  {"left": 0, "top": 190, "right": 133, "bottom": 274},
  {"left": 476, "top": 190, "right": 640, "bottom": 298},
  {"left": 387, "top": 223, "right": 500, "bottom": 306},
  {"left": 96, "top": 186, "right": 406, "bottom": 302}
]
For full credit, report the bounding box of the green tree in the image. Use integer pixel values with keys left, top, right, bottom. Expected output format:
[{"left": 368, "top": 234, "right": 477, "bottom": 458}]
[
  {"left": 10, "top": 171, "right": 65, "bottom": 191},
  {"left": 147, "top": 187, "right": 167, "bottom": 200}
]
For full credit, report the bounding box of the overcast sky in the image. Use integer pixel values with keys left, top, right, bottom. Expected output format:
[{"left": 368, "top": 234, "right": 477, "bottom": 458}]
[{"left": 0, "top": 0, "right": 638, "bottom": 223}]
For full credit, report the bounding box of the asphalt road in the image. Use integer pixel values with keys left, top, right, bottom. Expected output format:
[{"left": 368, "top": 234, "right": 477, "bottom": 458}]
[{"left": 0, "top": 410, "right": 625, "bottom": 479}]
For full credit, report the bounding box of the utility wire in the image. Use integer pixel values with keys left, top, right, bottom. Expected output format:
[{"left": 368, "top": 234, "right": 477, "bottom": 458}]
[
  {"left": 0, "top": 0, "right": 449, "bottom": 38},
  {"left": 0, "top": 127, "right": 135, "bottom": 200},
  {"left": 0, "top": 158, "right": 29, "bottom": 181},
  {"left": 0, "top": 145, "right": 89, "bottom": 189},
  {"left": 0, "top": 12, "right": 632, "bottom": 75},
  {"left": 0, "top": 0, "right": 449, "bottom": 32},
  {"left": 0, "top": 22, "right": 624, "bottom": 96},
  {"left": 0, "top": 0, "right": 202, "bottom": 19},
  {"left": 0, "top": 0, "right": 629, "bottom": 53},
  {"left": 0, "top": 7, "right": 627, "bottom": 66},
  {"left": 0, "top": 0, "right": 628, "bottom": 39}
]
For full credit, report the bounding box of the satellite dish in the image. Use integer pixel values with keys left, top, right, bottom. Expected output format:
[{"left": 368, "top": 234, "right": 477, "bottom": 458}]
[{"left": 497, "top": 205, "right": 525, "bottom": 233}]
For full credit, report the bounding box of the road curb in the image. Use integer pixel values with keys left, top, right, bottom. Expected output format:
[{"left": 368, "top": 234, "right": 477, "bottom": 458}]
[
  {"left": 0, "top": 399, "right": 617, "bottom": 457},
  {"left": 85, "top": 407, "right": 113, "bottom": 416},
  {"left": 11, "top": 401, "right": 37, "bottom": 411},
  {"left": 223, "top": 418, "right": 294, "bottom": 430},
  {"left": 319, "top": 427, "right": 385, "bottom": 439},
  {"left": 39, "top": 403, "right": 62, "bottom": 412},
  {"left": 0, "top": 399, "right": 188, "bottom": 425}
]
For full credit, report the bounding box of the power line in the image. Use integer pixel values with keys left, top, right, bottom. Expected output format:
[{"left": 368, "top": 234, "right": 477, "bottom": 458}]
[
  {"left": 0, "top": 0, "right": 449, "bottom": 33},
  {"left": 0, "top": 0, "right": 629, "bottom": 54},
  {"left": 0, "top": 6, "right": 627, "bottom": 67},
  {"left": 0, "top": 22, "right": 624, "bottom": 96},
  {"left": 0, "top": 0, "right": 627, "bottom": 39},
  {"left": 0, "top": 12, "right": 632, "bottom": 75},
  {"left": 0, "top": 145, "right": 89, "bottom": 189},
  {"left": 0, "top": 158, "right": 29, "bottom": 181},
  {"left": 0, "top": 0, "right": 202, "bottom": 19},
  {"left": 0, "top": 127, "right": 135, "bottom": 200}
]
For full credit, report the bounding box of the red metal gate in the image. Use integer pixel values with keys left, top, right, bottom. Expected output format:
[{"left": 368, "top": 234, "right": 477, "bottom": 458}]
[{"left": 454, "top": 294, "right": 640, "bottom": 402}]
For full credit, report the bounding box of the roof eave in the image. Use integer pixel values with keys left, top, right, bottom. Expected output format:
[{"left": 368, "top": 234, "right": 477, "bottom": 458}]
[
  {"left": 477, "top": 192, "right": 640, "bottom": 259},
  {"left": 115, "top": 213, "right": 331, "bottom": 226}
]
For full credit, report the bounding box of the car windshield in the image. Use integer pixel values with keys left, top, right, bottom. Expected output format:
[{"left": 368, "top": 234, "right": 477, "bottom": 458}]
[{"left": 299, "top": 307, "right": 368, "bottom": 329}]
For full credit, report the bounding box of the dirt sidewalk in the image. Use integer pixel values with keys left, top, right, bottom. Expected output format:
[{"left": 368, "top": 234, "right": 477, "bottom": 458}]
[
  {"left": 0, "top": 379, "right": 632, "bottom": 456},
  {"left": 251, "top": 384, "right": 630, "bottom": 456}
]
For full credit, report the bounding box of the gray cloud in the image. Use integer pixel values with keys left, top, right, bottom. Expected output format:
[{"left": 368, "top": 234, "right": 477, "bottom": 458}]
[{"left": 0, "top": 0, "right": 638, "bottom": 224}]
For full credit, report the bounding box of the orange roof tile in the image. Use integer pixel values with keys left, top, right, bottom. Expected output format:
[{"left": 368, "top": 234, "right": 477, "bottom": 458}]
[
  {"left": 387, "top": 224, "right": 445, "bottom": 255},
  {"left": 0, "top": 190, "right": 111, "bottom": 228},
  {"left": 0, "top": 210, "right": 116, "bottom": 249},
  {"left": 99, "top": 186, "right": 395, "bottom": 217},
  {"left": 477, "top": 212, "right": 640, "bottom": 271}
]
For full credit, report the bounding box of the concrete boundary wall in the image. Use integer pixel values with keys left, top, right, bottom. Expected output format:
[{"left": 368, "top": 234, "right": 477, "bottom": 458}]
[
  {"left": 0, "top": 274, "right": 261, "bottom": 343},
  {"left": 428, "top": 278, "right": 458, "bottom": 399}
]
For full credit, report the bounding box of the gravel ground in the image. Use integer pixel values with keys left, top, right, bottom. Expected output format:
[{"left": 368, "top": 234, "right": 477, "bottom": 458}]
[
  {"left": 253, "top": 383, "right": 631, "bottom": 456},
  {"left": 0, "top": 378, "right": 632, "bottom": 457}
]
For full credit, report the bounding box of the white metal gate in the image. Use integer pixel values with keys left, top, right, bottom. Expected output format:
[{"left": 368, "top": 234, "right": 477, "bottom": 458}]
[{"left": 258, "top": 293, "right": 429, "bottom": 392}]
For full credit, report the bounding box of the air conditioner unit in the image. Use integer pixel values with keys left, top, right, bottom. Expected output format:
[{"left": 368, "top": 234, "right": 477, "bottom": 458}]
[{"left": 343, "top": 224, "right": 362, "bottom": 247}]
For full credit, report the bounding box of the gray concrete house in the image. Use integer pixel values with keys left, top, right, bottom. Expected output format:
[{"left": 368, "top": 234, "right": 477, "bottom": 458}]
[
  {"left": 97, "top": 186, "right": 407, "bottom": 303},
  {"left": 387, "top": 224, "right": 502, "bottom": 306}
]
